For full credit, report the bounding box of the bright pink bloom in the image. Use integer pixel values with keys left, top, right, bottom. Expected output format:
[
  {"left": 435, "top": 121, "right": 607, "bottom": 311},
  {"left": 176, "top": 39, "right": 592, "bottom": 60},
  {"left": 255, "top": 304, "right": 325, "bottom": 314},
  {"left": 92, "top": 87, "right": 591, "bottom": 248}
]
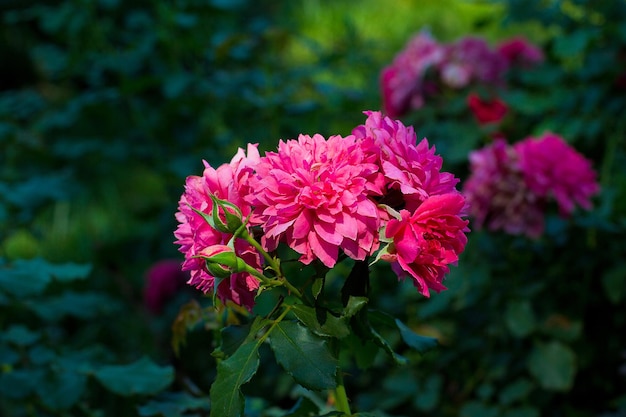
[
  {"left": 246, "top": 133, "right": 385, "bottom": 268},
  {"left": 467, "top": 93, "right": 508, "bottom": 125},
  {"left": 352, "top": 111, "right": 460, "bottom": 213},
  {"left": 143, "top": 259, "right": 188, "bottom": 314},
  {"left": 380, "top": 31, "right": 446, "bottom": 117},
  {"left": 384, "top": 194, "right": 469, "bottom": 297},
  {"left": 497, "top": 36, "right": 544, "bottom": 68},
  {"left": 515, "top": 133, "right": 599, "bottom": 216},
  {"left": 173, "top": 145, "right": 262, "bottom": 310},
  {"left": 463, "top": 139, "right": 546, "bottom": 238}
]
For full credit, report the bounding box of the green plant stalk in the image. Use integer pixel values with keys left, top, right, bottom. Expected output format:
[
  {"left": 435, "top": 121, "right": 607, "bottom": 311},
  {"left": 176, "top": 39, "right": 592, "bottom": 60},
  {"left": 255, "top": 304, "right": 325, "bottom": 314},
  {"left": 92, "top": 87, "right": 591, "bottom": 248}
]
[{"left": 333, "top": 370, "right": 352, "bottom": 415}]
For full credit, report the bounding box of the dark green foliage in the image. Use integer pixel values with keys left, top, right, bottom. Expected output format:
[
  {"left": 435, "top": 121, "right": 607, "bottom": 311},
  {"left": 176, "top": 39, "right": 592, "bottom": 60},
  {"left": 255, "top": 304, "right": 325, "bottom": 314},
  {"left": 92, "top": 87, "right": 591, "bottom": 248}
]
[{"left": 1, "top": 0, "right": 625, "bottom": 416}]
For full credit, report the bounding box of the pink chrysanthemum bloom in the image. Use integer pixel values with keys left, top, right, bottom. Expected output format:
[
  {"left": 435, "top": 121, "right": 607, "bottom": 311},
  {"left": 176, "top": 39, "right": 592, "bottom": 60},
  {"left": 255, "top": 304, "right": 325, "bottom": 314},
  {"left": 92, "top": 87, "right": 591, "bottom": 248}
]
[
  {"left": 352, "top": 111, "right": 460, "bottom": 213},
  {"left": 440, "top": 37, "right": 507, "bottom": 88},
  {"left": 246, "top": 133, "right": 385, "bottom": 268},
  {"left": 515, "top": 133, "right": 599, "bottom": 216},
  {"left": 383, "top": 194, "right": 469, "bottom": 297},
  {"left": 174, "top": 145, "right": 263, "bottom": 310},
  {"left": 497, "top": 36, "right": 544, "bottom": 68},
  {"left": 380, "top": 31, "right": 446, "bottom": 117},
  {"left": 463, "top": 139, "right": 546, "bottom": 238}
]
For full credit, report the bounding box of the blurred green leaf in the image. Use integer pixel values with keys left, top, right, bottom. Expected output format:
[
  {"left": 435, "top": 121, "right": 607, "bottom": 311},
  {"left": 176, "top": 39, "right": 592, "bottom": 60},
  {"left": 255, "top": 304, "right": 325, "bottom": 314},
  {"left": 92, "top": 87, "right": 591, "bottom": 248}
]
[
  {"left": 394, "top": 319, "right": 438, "bottom": 354},
  {"left": 138, "top": 392, "right": 210, "bottom": 417},
  {"left": 528, "top": 341, "right": 576, "bottom": 391},
  {"left": 505, "top": 300, "right": 536, "bottom": 338},
  {"left": 94, "top": 357, "right": 174, "bottom": 396},
  {"left": 0, "top": 369, "right": 45, "bottom": 399},
  {"left": 3, "top": 325, "right": 40, "bottom": 347},
  {"left": 26, "top": 291, "right": 121, "bottom": 321},
  {"left": 269, "top": 321, "right": 337, "bottom": 391},
  {"left": 602, "top": 265, "right": 626, "bottom": 304},
  {"left": 36, "top": 368, "right": 87, "bottom": 410},
  {"left": 498, "top": 378, "right": 533, "bottom": 405},
  {"left": 503, "top": 407, "right": 540, "bottom": 417},
  {"left": 460, "top": 401, "right": 499, "bottom": 417}
]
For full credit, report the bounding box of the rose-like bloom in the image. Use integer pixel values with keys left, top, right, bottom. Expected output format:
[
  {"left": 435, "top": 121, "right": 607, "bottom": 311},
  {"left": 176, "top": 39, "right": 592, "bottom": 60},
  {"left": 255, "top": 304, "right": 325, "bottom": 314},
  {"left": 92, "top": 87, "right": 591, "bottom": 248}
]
[
  {"left": 383, "top": 194, "right": 469, "bottom": 297},
  {"left": 467, "top": 93, "right": 508, "bottom": 125},
  {"left": 352, "top": 111, "right": 460, "bottom": 213},
  {"left": 380, "top": 31, "right": 446, "bottom": 117},
  {"left": 497, "top": 36, "right": 544, "bottom": 68},
  {"left": 173, "top": 145, "right": 262, "bottom": 310},
  {"left": 463, "top": 139, "right": 546, "bottom": 238},
  {"left": 439, "top": 37, "right": 507, "bottom": 88},
  {"left": 515, "top": 133, "right": 599, "bottom": 216},
  {"left": 246, "top": 133, "right": 385, "bottom": 268},
  {"left": 143, "top": 259, "right": 188, "bottom": 314}
]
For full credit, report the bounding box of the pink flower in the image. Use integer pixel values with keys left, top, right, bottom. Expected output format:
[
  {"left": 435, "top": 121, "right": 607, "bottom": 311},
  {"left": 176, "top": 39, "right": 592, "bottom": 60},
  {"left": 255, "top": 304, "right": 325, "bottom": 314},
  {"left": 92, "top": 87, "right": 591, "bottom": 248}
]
[
  {"left": 515, "top": 133, "right": 599, "bottom": 216},
  {"left": 497, "top": 36, "right": 544, "bottom": 68},
  {"left": 467, "top": 93, "right": 508, "bottom": 125},
  {"left": 383, "top": 194, "right": 469, "bottom": 297},
  {"left": 173, "top": 145, "right": 262, "bottom": 310},
  {"left": 440, "top": 37, "right": 507, "bottom": 88},
  {"left": 246, "top": 133, "right": 385, "bottom": 268},
  {"left": 352, "top": 111, "right": 460, "bottom": 213},
  {"left": 463, "top": 139, "right": 546, "bottom": 238},
  {"left": 380, "top": 31, "right": 446, "bottom": 117},
  {"left": 143, "top": 259, "right": 189, "bottom": 314}
]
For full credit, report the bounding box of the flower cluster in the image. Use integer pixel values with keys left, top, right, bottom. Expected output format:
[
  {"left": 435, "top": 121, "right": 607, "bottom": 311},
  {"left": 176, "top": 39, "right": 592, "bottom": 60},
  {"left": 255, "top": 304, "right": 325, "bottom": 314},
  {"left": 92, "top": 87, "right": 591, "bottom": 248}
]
[
  {"left": 463, "top": 134, "right": 599, "bottom": 238},
  {"left": 174, "top": 111, "right": 470, "bottom": 309},
  {"left": 381, "top": 31, "right": 543, "bottom": 118}
]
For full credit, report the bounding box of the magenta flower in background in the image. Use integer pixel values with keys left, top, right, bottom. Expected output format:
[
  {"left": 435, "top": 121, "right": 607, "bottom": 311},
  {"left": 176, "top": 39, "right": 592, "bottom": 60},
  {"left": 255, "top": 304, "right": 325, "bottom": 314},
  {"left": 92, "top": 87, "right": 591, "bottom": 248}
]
[
  {"left": 497, "top": 36, "right": 544, "bottom": 68},
  {"left": 440, "top": 36, "right": 507, "bottom": 88},
  {"left": 383, "top": 194, "right": 469, "bottom": 297},
  {"left": 173, "top": 146, "right": 262, "bottom": 310},
  {"left": 352, "top": 111, "right": 460, "bottom": 213},
  {"left": 463, "top": 135, "right": 599, "bottom": 238},
  {"left": 143, "top": 259, "right": 188, "bottom": 314},
  {"left": 515, "top": 133, "right": 599, "bottom": 216},
  {"left": 463, "top": 139, "right": 545, "bottom": 238},
  {"left": 380, "top": 31, "right": 446, "bottom": 117},
  {"left": 246, "top": 133, "right": 385, "bottom": 268}
]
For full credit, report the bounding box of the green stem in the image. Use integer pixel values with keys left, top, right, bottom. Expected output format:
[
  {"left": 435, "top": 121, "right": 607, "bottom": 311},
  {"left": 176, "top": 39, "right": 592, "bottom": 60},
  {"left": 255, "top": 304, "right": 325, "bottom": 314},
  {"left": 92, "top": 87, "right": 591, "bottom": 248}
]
[{"left": 333, "top": 370, "right": 351, "bottom": 416}]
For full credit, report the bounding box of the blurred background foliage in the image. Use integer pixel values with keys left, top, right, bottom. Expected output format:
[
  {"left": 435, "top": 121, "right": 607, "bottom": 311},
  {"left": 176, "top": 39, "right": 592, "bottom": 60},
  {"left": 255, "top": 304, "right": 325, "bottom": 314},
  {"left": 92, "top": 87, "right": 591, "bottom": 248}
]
[{"left": 1, "top": 0, "right": 625, "bottom": 416}]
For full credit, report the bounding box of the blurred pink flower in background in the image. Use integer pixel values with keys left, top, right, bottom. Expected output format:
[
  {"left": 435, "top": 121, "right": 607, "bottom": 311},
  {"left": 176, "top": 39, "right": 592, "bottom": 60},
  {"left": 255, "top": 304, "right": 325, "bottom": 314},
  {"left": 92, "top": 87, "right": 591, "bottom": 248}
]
[
  {"left": 497, "top": 36, "right": 544, "bottom": 68},
  {"left": 463, "top": 139, "right": 545, "bottom": 238},
  {"left": 515, "top": 133, "right": 599, "bottom": 216},
  {"left": 380, "top": 31, "right": 446, "bottom": 117},
  {"left": 173, "top": 145, "right": 262, "bottom": 310},
  {"left": 463, "top": 135, "right": 599, "bottom": 238},
  {"left": 143, "top": 259, "right": 188, "bottom": 314},
  {"left": 440, "top": 37, "right": 507, "bottom": 88}
]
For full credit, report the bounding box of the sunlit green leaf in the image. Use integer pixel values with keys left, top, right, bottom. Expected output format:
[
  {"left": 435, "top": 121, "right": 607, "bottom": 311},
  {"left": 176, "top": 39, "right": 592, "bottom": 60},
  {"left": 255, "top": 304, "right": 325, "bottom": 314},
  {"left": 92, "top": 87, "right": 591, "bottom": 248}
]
[{"left": 291, "top": 304, "right": 350, "bottom": 339}]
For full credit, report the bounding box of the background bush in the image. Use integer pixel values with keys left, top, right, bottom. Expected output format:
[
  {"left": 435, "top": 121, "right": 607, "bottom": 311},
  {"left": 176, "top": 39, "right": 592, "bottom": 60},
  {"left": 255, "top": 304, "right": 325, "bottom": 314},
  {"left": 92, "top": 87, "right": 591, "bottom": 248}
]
[{"left": 1, "top": 0, "right": 624, "bottom": 416}]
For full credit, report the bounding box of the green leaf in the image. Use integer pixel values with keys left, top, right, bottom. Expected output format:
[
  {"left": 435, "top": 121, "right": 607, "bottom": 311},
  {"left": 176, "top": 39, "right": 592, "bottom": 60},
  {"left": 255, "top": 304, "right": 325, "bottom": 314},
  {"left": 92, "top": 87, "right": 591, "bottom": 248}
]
[
  {"left": 138, "top": 392, "right": 210, "bottom": 417},
  {"left": 37, "top": 368, "right": 87, "bottom": 410},
  {"left": 498, "top": 378, "right": 533, "bottom": 405},
  {"left": 210, "top": 341, "right": 260, "bottom": 417},
  {"left": 460, "top": 401, "right": 499, "bottom": 417},
  {"left": 343, "top": 296, "right": 368, "bottom": 318},
  {"left": 269, "top": 321, "right": 337, "bottom": 391},
  {"left": 3, "top": 325, "right": 40, "bottom": 347},
  {"left": 94, "top": 357, "right": 174, "bottom": 396},
  {"left": 505, "top": 300, "right": 536, "bottom": 338},
  {"left": 351, "top": 310, "right": 407, "bottom": 366},
  {"left": 394, "top": 319, "right": 438, "bottom": 354},
  {"left": 602, "top": 265, "right": 626, "bottom": 304},
  {"left": 291, "top": 304, "right": 350, "bottom": 339},
  {"left": 0, "top": 368, "right": 45, "bottom": 399},
  {"left": 26, "top": 291, "right": 122, "bottom": 321},
  {"left": 0, "top": 259, "right": 52, "bottom": 297},
  {"left": 283, "top": 397, "right": 319, "bottom": 417},
  {"left": 528, "top": 341, "right": 576, "bottom": 391}
]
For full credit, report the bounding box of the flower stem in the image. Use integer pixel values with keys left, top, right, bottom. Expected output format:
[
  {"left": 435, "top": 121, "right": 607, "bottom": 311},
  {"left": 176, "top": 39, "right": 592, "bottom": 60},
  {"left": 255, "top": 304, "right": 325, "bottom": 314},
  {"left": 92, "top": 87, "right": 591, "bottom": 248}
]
[{"left": 334, "top": 370, "right": 351, "bottom": 416}]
